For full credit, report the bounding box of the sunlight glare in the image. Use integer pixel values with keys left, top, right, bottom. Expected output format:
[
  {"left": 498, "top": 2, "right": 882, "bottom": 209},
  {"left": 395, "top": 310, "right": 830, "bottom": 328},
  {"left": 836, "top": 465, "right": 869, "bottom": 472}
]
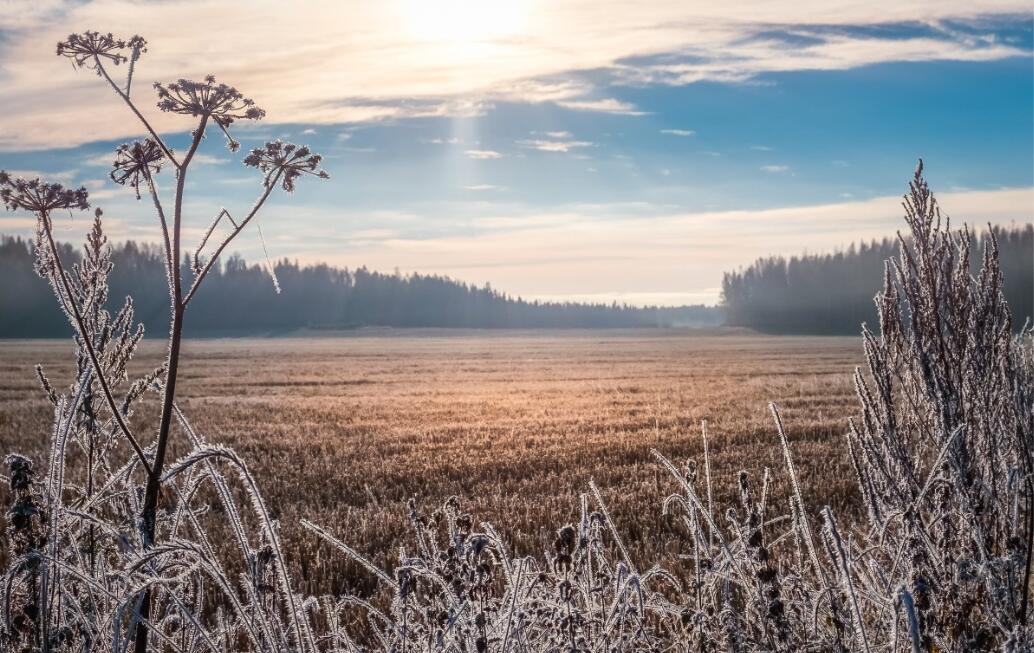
[{"left": 397, "top": 0, "right": 531, "bottom": 45}]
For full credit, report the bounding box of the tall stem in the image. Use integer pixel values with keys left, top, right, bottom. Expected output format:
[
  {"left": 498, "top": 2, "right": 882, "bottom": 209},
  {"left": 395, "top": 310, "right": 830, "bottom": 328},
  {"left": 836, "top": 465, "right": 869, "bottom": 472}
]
[{"left": 133, "top": 115, "right": 207, "bottom": 653}]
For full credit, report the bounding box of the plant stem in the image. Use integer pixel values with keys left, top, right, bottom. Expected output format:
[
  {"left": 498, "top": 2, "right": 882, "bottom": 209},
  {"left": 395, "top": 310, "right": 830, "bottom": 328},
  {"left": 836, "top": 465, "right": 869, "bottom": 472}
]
[{"left": 133, "top": 114, "right": 207, "bottom": 653}]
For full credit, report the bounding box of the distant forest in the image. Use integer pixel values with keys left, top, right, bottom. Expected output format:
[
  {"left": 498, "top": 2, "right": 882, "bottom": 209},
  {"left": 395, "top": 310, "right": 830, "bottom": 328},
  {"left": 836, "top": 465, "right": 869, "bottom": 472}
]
[
  {"left": 722, "top": 224, "right": 1033, "bottom": 335},
  {"left": 0, "top": 236, "right": 720, "bottom": 337}
]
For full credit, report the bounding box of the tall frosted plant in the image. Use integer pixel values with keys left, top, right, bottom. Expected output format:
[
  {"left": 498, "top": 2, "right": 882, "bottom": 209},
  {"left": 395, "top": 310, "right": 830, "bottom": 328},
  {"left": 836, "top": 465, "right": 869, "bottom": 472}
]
[
  {"left": 1, "top": 31, "right": 327, "bottom": 653},
  {"left": 847, "top": 160, "right": 1033, "bottom": 650}
]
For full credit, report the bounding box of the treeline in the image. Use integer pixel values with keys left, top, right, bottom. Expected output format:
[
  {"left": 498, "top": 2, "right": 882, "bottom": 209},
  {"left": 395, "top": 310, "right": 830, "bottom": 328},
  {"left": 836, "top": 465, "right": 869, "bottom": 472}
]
[
  {"left": 0, "top": 236, "right": 720, "bottom": 337},
  {"left": 722, "top": 224, "right": 1033, "bottom": 334}
]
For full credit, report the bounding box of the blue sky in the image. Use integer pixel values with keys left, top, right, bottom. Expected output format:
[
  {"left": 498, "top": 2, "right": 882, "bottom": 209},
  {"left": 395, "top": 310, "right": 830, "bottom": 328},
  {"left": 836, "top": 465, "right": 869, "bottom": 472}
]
[{"left": 1, "top": 2, "right": 1031, "bottom": 305}]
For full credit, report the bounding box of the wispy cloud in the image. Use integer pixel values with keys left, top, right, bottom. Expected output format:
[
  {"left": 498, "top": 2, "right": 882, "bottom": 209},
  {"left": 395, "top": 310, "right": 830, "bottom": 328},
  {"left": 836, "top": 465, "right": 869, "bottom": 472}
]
[
  {"left": 3, "top": 168, "right": 77, "bottom": 181},
  {"left": 517, "top": 137, "right": 594, "bottom": 153},
  {"left": 760, "top": 164, "right": 790, "bottom": 173},
  {"left": 1, "top": 1, "right": 1025, "bottom": 149},
  {"left": 84, "top": 152, "right": 228, "bottom": 167},
  {"left": 465, "top": 149, "right": 503, "bottom": 159},
  {"left": 556, "top": 98, "right": 647, "bottom": 115},
  {"left": 660, "top": 129, "right": 695, "bottom": 137},
  {"left": 462, "top": 184, "right": 506, "bottom": 191}
]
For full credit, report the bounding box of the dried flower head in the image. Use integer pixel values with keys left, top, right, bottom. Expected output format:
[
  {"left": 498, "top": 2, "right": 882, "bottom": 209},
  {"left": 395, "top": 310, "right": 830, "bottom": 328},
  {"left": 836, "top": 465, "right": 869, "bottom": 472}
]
[
  {"left": 243, "top": 140, "right": 329, "bottom": 192},
  {"left": 110, "top": 140, "right": 164, "bottom": 198},
  {"left": 0, "top": 172, "right": 89, "bottom": 214},
  {"left": 155, "top": 77, "right": 264, "bottom": 127},
  {"left": 56, "top": 32, "right": 145, "bottom": 68}
]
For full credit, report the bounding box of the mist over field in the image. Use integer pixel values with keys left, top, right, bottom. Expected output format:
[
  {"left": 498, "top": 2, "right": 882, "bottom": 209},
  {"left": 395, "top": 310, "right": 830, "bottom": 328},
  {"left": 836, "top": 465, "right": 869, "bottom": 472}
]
[{"left": 0, "top": 2, "right": 1031, "bottom": 651}]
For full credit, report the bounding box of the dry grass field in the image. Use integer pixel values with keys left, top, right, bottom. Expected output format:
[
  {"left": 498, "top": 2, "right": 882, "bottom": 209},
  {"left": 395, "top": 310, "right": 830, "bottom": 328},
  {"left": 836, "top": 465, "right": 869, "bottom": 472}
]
[{"left": 0, "top": 330, "right": 861, "bottom": 597}]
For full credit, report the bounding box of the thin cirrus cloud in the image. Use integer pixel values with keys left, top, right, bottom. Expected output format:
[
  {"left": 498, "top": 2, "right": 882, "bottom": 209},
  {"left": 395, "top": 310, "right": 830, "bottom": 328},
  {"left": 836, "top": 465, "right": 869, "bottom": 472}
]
[
  {"left": 465, "top": 149, "right": 504, "bottom": 159},
  {"left": 554, "top": 98, "right": 648, "bottom": 115},
  {"left": 517, "top": 137, "right": 594, "bottom": 153},
  {"left": 660, "top": 129, "right": 695, "bottom": 137},
  {"left": 760, "top": 164, "right": 790, "bottom": 173},
  {"left": 0, "top": 0, "right": 1029, "bottom": 150}
]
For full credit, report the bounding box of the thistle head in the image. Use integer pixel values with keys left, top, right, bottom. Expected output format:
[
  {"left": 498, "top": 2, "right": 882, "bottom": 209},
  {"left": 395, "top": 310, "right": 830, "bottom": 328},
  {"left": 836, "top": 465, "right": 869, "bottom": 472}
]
[
  {"left": 56, "top": 31, "right": 145, "bottom": 68},
  {"left": 110, "top": 140, "right": 164, "bottom": 199},
  {"left": 154, "top": 76, "right": 265, "bottom": 128},
  {"left": 243, "top": 140, "right": 329, "bottom": 192},
  {"left": 0, "top": 172, "right": 89, "bottom": 214}
]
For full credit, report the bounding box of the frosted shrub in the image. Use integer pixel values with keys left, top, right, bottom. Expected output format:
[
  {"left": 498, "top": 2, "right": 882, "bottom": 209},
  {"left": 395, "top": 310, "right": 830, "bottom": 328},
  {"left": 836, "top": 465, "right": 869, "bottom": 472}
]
[{"left": 1, "top": 31, "right": 1031, "bottom": 653}]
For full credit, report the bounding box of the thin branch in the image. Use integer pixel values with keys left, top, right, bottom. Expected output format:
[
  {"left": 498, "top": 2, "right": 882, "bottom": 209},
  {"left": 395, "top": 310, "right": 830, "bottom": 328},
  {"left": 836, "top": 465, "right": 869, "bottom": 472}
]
[
  {"left": 182, "top": 170, "right": 282, "bottom": 308},
  {"left": 143, "top": 169, "right": 173, "bottom": 281},
  {"left": 193, "top": 208, "right": 236, "bottom": 272},
  {"left": 93, "top": 55, "right": 179, "bottom": 168},
  {"left": 39, "top": 212, "right": 152, "bottom": 476}
]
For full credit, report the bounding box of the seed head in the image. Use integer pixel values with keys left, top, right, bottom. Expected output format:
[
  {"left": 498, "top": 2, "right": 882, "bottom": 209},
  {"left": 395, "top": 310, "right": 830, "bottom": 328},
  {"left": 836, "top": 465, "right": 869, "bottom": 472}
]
[
  {"left": 243, "top": 140, "right": 329, "bottom": 192},
  {"left": 109, "top": 140, "right": 164, "bottom": 199},
  {"left": 154, "top": 77, "right": 265, "bottom": 128},
  {"left": 56, "top": 32, "right": 145, "bottom": 68},
  {"left": 0, "top": 172, "right": 89, "bottom": 214}
]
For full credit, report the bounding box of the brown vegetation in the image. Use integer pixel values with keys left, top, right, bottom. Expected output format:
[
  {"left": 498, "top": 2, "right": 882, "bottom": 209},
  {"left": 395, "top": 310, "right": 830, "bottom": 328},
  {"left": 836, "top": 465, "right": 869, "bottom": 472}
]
[{"left": 0, "top": 332, "right": 860, "bottom": 596}]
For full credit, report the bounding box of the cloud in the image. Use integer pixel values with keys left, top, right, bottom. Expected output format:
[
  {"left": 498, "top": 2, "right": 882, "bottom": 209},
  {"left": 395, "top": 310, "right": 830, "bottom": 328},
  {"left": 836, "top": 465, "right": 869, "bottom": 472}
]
[
  {"left": 299, "top": 186, "right": 1032, "bottom": 306},
  {"left": 465, "top": 149, "right": 503, "bottom": 159},
  {"left": 517, "top": 137, "right": 594, "bottom": 153},
  {"left": 0, "top": 1, "right": 1026, "bottom": 149},
  {"left": 2, "top": 168, "right": 77, "bottom": 181},
  {"left": 760, "top": 164, "right": 790, "bottom": 173},
  {"left": 660, "top": 129, "right": 695, "bottom": 136},
  {"left": 83, "top": 151, "right": 227, "bottom": 167},
  {"left": 556, "top": 98, "right": 648, "bottom": 115},
  {"left": 462, "top": 184, "right": 506, "bottom": 191},
  {"left": 216, "top": 177, "right": 258, "bottom": 185}
]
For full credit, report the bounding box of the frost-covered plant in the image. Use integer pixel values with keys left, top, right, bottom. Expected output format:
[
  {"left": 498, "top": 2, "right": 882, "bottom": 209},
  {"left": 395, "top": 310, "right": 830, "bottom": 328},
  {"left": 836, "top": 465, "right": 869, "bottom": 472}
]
[
  {"left": 2, "top": 31, "right": 326, "bottom": 653},
  {"left": 1, "top": 28, "right": 1031, "bottom": 653}
]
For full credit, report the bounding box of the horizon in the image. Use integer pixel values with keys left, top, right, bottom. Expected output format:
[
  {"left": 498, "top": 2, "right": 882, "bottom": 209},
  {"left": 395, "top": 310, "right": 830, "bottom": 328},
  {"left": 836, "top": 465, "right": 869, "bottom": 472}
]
[
  {"left": 1, "top": 1, "right": 1032, "bottom": 307},
  {"left": 2, "top": 222, "right": 1032, "bottom": 312}
]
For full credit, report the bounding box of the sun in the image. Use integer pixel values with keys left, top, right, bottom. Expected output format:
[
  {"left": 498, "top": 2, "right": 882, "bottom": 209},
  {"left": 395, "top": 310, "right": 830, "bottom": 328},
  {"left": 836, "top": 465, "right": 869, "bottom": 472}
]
[{"left": 397, "top": 0, "right": 532, "bottom": 45}]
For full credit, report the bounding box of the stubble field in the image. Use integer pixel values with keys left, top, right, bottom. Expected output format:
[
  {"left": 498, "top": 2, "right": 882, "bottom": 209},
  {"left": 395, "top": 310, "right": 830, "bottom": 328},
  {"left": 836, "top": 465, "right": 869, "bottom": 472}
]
[{"left": 0, "top": 330, "right": 861, "bottom": 597}]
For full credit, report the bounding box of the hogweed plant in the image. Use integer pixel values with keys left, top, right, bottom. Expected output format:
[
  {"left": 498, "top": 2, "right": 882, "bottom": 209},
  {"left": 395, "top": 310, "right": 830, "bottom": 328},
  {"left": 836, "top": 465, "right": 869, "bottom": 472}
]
[
  {"left": 2, "top": 30, "right": 327, "bottom": 653},
  {"left": 1, "top": 31, "right": 1032, "bottom": 653}
]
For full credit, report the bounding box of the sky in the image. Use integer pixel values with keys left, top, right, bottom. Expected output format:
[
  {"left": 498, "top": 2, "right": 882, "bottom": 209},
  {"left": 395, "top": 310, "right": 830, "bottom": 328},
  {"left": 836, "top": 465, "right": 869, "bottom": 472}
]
[{"left": 0, "top": 1, "right": 1031, "bottom": 306}]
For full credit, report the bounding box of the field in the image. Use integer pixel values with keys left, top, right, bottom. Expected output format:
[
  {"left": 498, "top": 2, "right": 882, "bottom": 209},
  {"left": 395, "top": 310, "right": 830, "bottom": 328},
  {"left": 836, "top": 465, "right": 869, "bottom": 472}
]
[{"left": 0, "top": 330, "right": 861, "bottom": 597}]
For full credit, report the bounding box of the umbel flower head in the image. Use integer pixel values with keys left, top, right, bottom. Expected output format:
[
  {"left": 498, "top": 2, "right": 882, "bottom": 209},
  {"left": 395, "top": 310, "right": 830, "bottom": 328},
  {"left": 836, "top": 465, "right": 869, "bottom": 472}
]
[
  {"left": 110, "top": 140, "right": 164, "bottom": 198},
  {"left": 154, "top": 76, "right": 265, "bottom": 151},
  {"left": 243, "top": 140, "right": 329, "bottom": 192},
  {"left": 154, "top": 76, "right": 264, "bottom": 151},
  {"left": 56, "top": 31, "right": 146, "bottom": 68},
  {"left": 0, "top": 172, "right": 89, "bottom": 214}
]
